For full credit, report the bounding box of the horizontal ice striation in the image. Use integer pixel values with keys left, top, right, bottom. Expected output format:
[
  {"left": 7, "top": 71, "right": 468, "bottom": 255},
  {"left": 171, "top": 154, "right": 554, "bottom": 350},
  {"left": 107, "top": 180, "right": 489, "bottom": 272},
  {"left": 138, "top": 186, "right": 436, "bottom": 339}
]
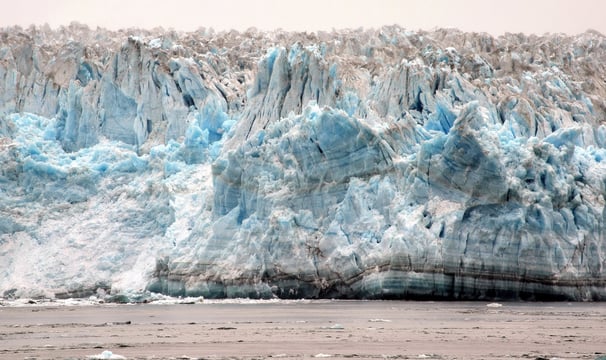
[{"left": 2, "top": 25, "right": 606, "bottom": 300}]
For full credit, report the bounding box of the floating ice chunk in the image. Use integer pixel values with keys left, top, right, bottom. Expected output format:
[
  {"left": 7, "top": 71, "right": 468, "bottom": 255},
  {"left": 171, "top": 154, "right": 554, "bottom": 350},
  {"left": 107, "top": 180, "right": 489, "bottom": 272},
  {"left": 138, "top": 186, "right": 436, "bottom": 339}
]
[
  {"left": 87, "top": 350, "right": 126, "bottom": 359},
  {"left": 486, "top": 303, "right": 503, "bottom": 308},
  {"left": 314, "top": 354, "right": 332, "bottom": 358},
  {"left": 368, "top": 318, "right": 392, "bottom": 322}
]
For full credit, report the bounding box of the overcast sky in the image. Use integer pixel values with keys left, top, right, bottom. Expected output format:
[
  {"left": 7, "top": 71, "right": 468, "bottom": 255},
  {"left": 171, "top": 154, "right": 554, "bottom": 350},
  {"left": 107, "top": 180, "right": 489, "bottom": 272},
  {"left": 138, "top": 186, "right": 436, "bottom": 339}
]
[{"left": 2, "top": 0, "right": 605, "bottom": 36}]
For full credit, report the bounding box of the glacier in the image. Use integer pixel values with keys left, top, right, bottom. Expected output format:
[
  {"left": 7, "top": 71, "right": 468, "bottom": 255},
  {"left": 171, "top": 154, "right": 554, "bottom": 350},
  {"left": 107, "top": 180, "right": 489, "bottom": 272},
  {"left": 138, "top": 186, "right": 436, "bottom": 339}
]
[{"left": 1, "top": 24, "right": 606, "bottom": 300}]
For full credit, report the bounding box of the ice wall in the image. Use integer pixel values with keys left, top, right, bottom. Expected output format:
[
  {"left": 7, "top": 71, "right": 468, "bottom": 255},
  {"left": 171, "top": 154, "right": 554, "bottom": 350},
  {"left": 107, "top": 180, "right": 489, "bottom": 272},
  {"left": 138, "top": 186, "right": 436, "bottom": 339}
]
[{"left": 1, "top": 25, "right": 606, "bottom": 300}]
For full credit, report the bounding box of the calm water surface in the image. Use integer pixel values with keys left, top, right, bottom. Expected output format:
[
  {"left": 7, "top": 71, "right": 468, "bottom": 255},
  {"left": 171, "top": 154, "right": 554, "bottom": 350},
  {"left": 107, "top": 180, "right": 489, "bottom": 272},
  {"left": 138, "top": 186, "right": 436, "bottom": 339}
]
[{"left": 1, "top": 300, "right": 605, "bottom": 359}]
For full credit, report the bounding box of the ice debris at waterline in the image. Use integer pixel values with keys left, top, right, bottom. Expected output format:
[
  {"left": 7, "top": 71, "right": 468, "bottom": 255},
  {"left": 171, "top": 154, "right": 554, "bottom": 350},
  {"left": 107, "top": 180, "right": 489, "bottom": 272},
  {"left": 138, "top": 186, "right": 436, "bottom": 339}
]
[{"left": 1, "top": 24, "right": 606, "bottom": 301}]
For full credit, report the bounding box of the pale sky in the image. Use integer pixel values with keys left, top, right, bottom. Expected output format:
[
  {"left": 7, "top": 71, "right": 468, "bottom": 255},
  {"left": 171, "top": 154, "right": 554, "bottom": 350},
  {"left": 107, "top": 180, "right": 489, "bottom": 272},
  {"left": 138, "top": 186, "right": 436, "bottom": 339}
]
[{"left": 2, "top": 0, "right": 605, "bottom": 36}]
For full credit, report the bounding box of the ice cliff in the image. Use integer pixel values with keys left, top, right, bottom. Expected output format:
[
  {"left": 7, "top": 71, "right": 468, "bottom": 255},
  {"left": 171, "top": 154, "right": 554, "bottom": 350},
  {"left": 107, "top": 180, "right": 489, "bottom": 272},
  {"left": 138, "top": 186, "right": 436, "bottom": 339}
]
[{"left": 1, "top": 24, "right": 606, "bottom": 300}]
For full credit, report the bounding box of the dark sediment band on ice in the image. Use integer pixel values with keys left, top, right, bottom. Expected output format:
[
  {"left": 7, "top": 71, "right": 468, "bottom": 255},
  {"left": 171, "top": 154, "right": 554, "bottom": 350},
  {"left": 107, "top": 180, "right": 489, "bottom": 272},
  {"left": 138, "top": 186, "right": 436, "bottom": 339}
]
[{"left": 147, "top": 269, "right": 606, "bottom": 301}]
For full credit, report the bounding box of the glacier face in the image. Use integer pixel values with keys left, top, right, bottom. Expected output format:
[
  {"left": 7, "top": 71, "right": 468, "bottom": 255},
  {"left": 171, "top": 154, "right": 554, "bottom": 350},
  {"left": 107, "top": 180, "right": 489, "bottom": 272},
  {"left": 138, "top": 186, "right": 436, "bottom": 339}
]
[{"left": 1, "top": 25, "right": 606, "bottom": 300}]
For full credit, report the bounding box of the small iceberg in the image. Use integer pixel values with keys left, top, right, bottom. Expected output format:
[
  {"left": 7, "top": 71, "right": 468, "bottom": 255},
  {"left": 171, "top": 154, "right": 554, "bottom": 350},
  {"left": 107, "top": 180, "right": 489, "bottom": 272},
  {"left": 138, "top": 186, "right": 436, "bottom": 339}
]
[
  {"left": 87, "top": 350, "right": 126, "bottom": 359},
  {"left": 486, "top": 303, "right": 503, "bottom": 308}
]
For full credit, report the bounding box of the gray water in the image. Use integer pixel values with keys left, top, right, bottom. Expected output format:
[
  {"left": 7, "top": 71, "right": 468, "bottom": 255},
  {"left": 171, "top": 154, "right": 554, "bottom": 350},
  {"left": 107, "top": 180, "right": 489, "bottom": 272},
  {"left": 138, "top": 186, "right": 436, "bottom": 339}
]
[{"left": 1, "top": 300, "right": 605, "bottom": 360}]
